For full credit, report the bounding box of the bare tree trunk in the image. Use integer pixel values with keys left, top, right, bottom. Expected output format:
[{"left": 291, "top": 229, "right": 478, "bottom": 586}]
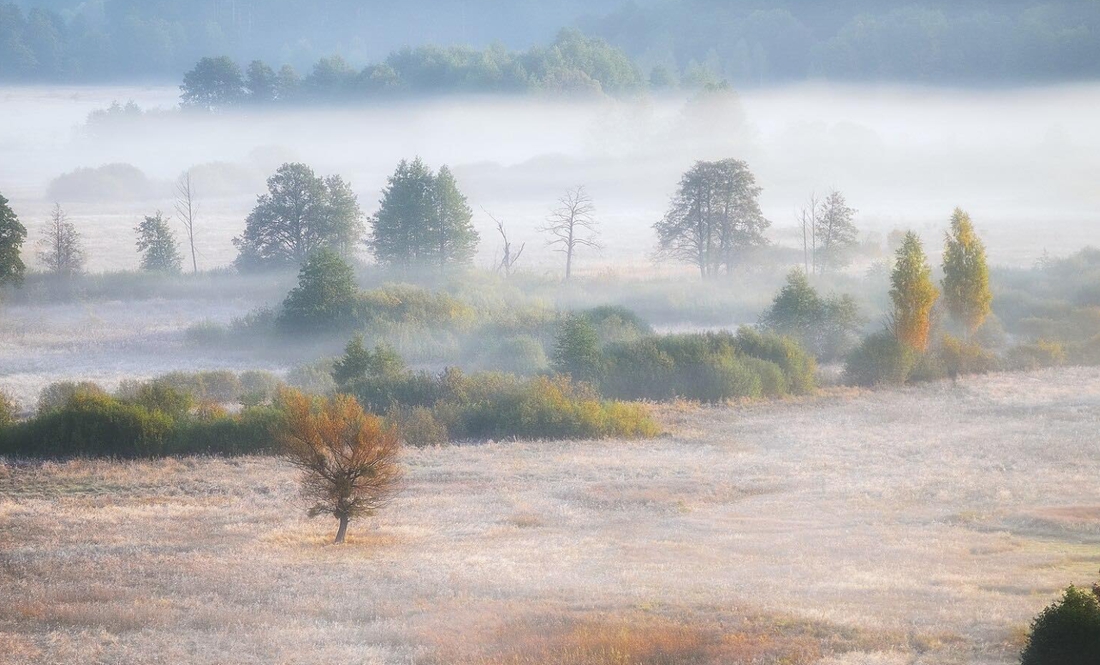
[
  {"left": 175, "top": 172, "right": 199, "bottom": 274},
  {"left": 564, "top": 223, "right": 574, "bottom": 280},
  {"left": 334, "top": 514, "right": 349, "bottom": 544}
]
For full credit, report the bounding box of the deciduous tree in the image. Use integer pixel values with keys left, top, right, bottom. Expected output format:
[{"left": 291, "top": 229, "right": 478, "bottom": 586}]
[
  {"left": 277, "top": 388, "right": 402, "bottom": 544},
  {"left": 889, "top": 232, "right": 938, "bottom": 352},
  {"left": 234, "top": 163, "right": 364, "bottom": 271},
  {"left": 135, "top": 211, "right": 182, "bottom": 273},
  {"left": 37, "top": 203, "right": 84, "bottom": 277},
  {"left": 277, "top": 249, "right": 359, "bottom": 333},
  {"left": 180, "top": 56, "right": 245, "bottom": 110},
  {"left": 539, "top": 186, "right": 599, "bottom": 280},
  {"left": 941, "top": 208, "right": 992, "bottom": 337}
]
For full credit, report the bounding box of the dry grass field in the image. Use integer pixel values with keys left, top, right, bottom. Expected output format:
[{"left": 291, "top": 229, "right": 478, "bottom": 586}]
[{"left": 3, "top": 367, "right": 1100, "bottom": 664}]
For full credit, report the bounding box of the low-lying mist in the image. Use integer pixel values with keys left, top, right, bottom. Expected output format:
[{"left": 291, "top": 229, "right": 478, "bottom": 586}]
[{"left": 3, "top": 83, "right": 1099, "bottom": 272}]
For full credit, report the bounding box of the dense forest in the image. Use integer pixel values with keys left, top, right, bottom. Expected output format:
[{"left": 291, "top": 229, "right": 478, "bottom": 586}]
[{"left": 2, "top": 0, "right": 1099, "bottom": 85}]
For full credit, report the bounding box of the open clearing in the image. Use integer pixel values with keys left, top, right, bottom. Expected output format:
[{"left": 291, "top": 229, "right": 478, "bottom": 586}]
[{"left": 3, "top": 367, "right": 1100, "bottom": 664}]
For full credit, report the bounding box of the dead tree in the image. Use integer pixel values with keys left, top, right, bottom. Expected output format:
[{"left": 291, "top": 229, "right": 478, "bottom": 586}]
[
  {"left": 174, "top": 171, "right": 199, "bottom": 274},
  {"left": 483, "top": 207, "right": 525, "bottom": 276},
  {"left": 539, "top": 186, "right": 600, "bottom": 280}
]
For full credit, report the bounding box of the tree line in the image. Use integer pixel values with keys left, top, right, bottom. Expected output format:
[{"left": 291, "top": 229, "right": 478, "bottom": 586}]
[
  {"left": 178, "top": 30, "right": 644, "bottom": 110},
  {"left": 5, "top": 1, "right": 1100, "bottom": 85}
]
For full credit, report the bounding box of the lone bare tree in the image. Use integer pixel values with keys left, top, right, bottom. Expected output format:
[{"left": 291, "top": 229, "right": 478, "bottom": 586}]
[
  {"left": 37, "top": 203, "right": 85, "bottom": 277},
  {"left": 483, "top": 207, "right": 525, "bottom": 276},
  {"left": 277, "top": 389, "right": 402, "bottom": 544},
  {"left": 174, "top": 171, "right": 199, "bottom": 274},
  {"left": 539, "top": 186, "right": 599, "bottom": 280}
]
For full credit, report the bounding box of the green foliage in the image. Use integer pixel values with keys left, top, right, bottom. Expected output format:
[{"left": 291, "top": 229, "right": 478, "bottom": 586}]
[
  {"left": 234, "top": 163, "right": 363, "bottom": 270},
  {"left": 355, "top": 283, "right": 476, "bottom": 330},
  {"left": 134, "top": 211, "right": 182, "bottom": 273},
  {"left": 580, "top": 305, "right": 653, "bottom": 345},
  {"left": 37, "top": 380, "right": 108, "bottom": 414},
  {"left": 333, "top": 336, "right": 406, "bottom": 389},
  {"left": 180, "top": 56, "right": 245, "bottom": 110},
  {"left": 655, "top": 159, "right": 769, "bottom": 278},
  {"left": 942, "top": 208, "right": 992, "bottom": 336},
  {"left": 890, "top": 231, "right": 938, "bottom": 351},
  {"left": 759, "top": 269, "right": 864, "bottom": 361},
  {"left": 1020, "top": 584, "right": 1100, "bottom": 665},
  {"left": 599, "top": 329, "right": 815, "bottom": 402},
  {"left": 277, "top": 249, "right": 359, "bottom": 333},
  {"left": 0, "top": 191, "right": 27, "bottom": 288},
  {"left": 1, "top": 379, "right": 282, "bottom": 459},
  {"left": 368, "top": 159, "right": 478, "bottom": 271},
  {"left": 1006, "top": 340, "right": 1067, "bottom": 371},
  {"left": 845, "top": 330, "right": 917, "bottom": 386},
  {"left": 815, "top": 191, "right": 859, "bottom": 274},
  {"left": 551, "top": 315, "right": 602, "bottom": 384},
  {"left": 938, "top": 334, "right": 998, "bottom": 376}
]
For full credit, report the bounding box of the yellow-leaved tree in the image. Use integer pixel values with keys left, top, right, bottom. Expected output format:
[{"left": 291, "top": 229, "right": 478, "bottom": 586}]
[
  {"left": 941, "top": 208, "right": 992, "bottom": 337},
  {"left": 890, "top": 231, "right": 939, "bottom": 352}
]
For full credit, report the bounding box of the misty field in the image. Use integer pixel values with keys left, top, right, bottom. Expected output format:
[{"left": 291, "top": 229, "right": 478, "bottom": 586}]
[{"left": 3, "top": 367, "right": 1099, "bottom": 664}]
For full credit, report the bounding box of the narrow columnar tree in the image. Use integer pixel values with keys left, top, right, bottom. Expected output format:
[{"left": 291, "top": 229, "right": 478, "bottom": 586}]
[
  {"left": 941, "top": 208, "right": 992, "bottom": 337},
  {"left": 37, "top": 203, "right": 84, "bottom": 277},
  {"left": 655, "top": 159, "right": 768, "bottom": 278},
  {"left": 889, "top": 232, "right": 938, "bottom": 352},
  {"left": 539, "top": 186, "right": 599, "bottom": 280},
  {"left": 277, "top": 388, "right": 402, "bottom": 544},
  {"left": 0, "top": 192, "right": 27, "bottom": 288},
  {"left": 135, "top": 211, "right": 183, "bottom": 273},
  {"left": 816, "top": 190, "right": 859, "bottom": 274}
]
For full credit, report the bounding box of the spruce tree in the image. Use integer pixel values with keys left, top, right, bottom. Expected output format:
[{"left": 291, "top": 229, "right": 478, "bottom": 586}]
[
  {"left": 890, "top": 232, "right": 938, "bottom": 352},
  {"left": 432, "top": 166, "right": 478, "bottom": 270},
  {"left": 941, "top": 208, "right": 992, "bottom": 337}
]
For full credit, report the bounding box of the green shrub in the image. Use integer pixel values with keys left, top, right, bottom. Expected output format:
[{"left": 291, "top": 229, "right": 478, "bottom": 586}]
[
  {"left": 355, "top": 283, "right": 475, "bottom": 330},
  {"left": 4, "top": 392, "right": 174, "bottom": 458},
  {"left": 468, "top": 334, "right": 549, "bottom": 374},
  {"left": 128, "top": 383, "right": 194, "bottom": 418},
  {"left": 938, "top": 335, "right": 999, "bottom": 376},
  {"left": 1006, "top": 340, "right": 1067, "bottom": 371},
  {"left": 239, "top": 370, "right": 282, "bottom": 406},
  {"left": 387, "top": 405, "right": 448, "bottom": 447},
  {"left": 277, "top": 249, "right": 359, "bottom": 333},
  {"left": 599, "top": 329, "right": 814, "bottom": 402},
  {"left": 581, "top": 305, "right": 653, "bottom": 345},
  {"left": 552, "top": 315, "right": 602, "bottom": 384},
  {"left": 758, "top": 269, "right": 864, "bottom": 362},
  {"left": 845, "top": 331, "right": 916, "bottom": 386},
  {"left": 1020, "top": 584, "right": 1100, "bottom": 665},
  {"left": 37, "top": 381, "right": 108, "bottom": 414}
]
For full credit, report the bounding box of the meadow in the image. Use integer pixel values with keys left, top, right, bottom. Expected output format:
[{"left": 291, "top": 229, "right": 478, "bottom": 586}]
[{"left": 4, "top": 366, "right": 1099, "bottom": 664}]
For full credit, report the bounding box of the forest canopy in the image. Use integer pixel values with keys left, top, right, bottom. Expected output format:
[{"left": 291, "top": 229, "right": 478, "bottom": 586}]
[{"left": 2, "top": 0, "right": 1100, "bottom": 85}]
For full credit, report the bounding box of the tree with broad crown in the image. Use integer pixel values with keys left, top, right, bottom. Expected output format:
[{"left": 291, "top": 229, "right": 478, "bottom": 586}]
[
  {"left": 277, "top": 388, "right": 401, "bottom": 544},
  {"left": 37, "top": 203, "right": 84, "bottom": 277},
  {"left": 245, "top": 60, "right": 278, "bottom": 103},
  {"left": 277, "top": 249, "right": 359, "bottom": 333},
  {"left": 0, "top": 192, "right": 27, "bottom": 288},
  {"left": 333, "top": 336, "right": 406, "bottom": 389},
  {"left": 655, "top": 159, "right": 768, "bottom": 278},
  {"left": 941, "top": 208, "right": 992, "bottom": 337},
  {"left": 134, "top": 211, "right": 182, "bottom": 273},
  {"left": 233, "top": 163, "right": 364, "bottom": 271},
  {"left": 889, "top": 232, "right": 938, "bottom": 352},
  {"left": 180, "top": 56, "right": 245, "bottom": 110}
]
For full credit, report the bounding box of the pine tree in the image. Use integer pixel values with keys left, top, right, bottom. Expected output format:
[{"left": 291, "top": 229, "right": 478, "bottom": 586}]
[
  {"left": 135, "top": 211, "right": 183, "bottom": 273},
  {"left": 941, "top": 208, "right": 992, "bottom": 337},
  {"left": 432, "top": 166, "right": 478, "bottom": 270},
  {"left": 0, "top": 192, "right": 27, "bottom": 288},
  {"left": 889, "top": 232, "right": 939, "bottom": 352},
  {"left": 37, "top": 203, "right": 85, "bottom": 277}
]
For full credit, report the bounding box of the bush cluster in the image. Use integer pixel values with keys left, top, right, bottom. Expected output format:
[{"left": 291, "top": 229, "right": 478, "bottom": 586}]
[{"left": 595, "top": 329, "right": 816, "bottom": 402}]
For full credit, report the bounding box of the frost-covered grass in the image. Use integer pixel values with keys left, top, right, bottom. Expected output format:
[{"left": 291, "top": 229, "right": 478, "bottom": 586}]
[{"left": 3, "top": 367, "right": 1100, "bottom": 663}]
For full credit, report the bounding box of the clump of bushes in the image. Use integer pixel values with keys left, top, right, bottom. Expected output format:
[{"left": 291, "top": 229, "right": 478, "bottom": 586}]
[
  {"left": 1020, "top": 582, "right": 1100, "bottom": 665},
  {"left": 596, "top": 329, "right": 816, "bottom": 402},
  {"left": 331, "top": 339, "right": 659, "bottom": 443},
  {"left": 1005, "top": 339, "right": 1067, "bottom": 371},
  {"left": 844, "top": 331, "right": 917, "bottom": 387},
  {"left": 758, "top": 269, "right": 864, "bottom": 362}
]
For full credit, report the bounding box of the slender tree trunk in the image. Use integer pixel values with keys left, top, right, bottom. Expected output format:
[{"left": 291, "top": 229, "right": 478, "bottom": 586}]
[
  {"left": 565, "top": 223, "right": 574, "bottom": 280},
  {"left": 334, "top": 514, "right": 349, "bottom": 544}
]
